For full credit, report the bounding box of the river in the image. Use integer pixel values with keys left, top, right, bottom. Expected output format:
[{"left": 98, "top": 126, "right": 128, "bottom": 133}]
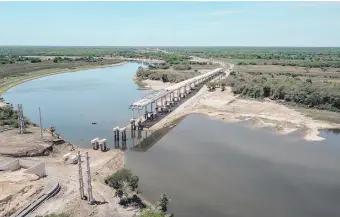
[
  {"left": 3, "top": 62, "right": 146, "bottom": 146},
  {"left": 126, "top": 114, "right": 340, "bottom": 217},
  {"left": 3, "top": 63, "right": 340, "bottom": 217}
]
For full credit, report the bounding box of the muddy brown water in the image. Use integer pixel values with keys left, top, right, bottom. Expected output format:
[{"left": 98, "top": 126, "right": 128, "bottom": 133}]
[{"left": 126, "top": 114, "right": 340, "bottom": 217}]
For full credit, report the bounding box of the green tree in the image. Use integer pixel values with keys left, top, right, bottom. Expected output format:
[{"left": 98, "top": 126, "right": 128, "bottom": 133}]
[
  {"left": 49, "top": 125, "right": 56, "bottom": 135},
  {"left": 155, "top": 193, "right": 170, "bottom": 212},
  {"left": 161, "top": 74, "right": 169, "bottom": 83}
]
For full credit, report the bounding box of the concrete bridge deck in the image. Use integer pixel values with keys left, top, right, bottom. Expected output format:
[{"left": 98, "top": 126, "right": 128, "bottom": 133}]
[{"left": 129, "top": 67, "right": 225, "bottom": 127}]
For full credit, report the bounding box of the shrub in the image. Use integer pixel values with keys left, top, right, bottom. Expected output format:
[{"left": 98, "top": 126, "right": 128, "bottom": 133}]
[
  {"left": 173, "top": 64, "right": 191, "bottom": 70},
  {"left": 206, "top": 81, "right": 217, "bottom": 91},
  {"left": 105, "top": 168, "right": 139, "bottom": 190}
]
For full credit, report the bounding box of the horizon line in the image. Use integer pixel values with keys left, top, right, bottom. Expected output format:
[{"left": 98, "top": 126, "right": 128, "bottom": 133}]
[{"left": 1, "top": 45, "right": 340, "bottom": 48}]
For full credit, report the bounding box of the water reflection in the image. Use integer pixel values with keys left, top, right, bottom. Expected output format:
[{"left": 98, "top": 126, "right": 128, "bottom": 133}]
[
  {"left": 126, "top": 114, "right": 340, "bottom": 217},
  {"left": 2, "top": 63, "right": 147, "bottom": 147},
  {"left": 321, "top": 128, "right": 340, "bottom": 134}
]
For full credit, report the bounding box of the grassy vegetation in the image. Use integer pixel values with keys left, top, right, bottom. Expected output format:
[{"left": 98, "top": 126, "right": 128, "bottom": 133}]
[
  {"left": 3, "top": 46, "right": 340, "bottom": 115},
  {"left": 163, "top": 47, "right": 340, "bottom": 68},
  {"left": 136, "top": 66, "right": 201, "bottom": 83},
  {"left": 0, "top": 105, "right": 29, "bottom": 128},
  {"left": 224, "top": 67, "right": 340, "bottom": 112}
]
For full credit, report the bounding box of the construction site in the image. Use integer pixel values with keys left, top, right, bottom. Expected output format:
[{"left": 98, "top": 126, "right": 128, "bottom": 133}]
[{"left": 0, "top": 104, "right": 130, "bottom": 217}]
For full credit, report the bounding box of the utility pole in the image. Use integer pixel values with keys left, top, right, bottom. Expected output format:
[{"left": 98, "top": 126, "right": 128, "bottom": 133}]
[
  {"left": 78, "top": 151, "right": 85, "bottom": 200},
  {"left": 86, "top": 152, "right": 95, "bottom": 204},
  {"left": 39, "top": 107, "right": 43, "bottom": 139}
]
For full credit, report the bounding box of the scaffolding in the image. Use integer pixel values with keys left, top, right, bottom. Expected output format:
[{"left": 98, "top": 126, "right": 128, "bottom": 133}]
[
  {"left": 86, "top": 152, "right": 95, "bottom": 204},
  {"left": 17, "top": 104, "right": 26, "bottom": 134},
  {"left": 77, "top": 151, "right": 85, "bottom": 199}
]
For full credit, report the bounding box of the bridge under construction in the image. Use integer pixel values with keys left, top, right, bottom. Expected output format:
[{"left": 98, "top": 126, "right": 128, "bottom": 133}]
[{"left": 129, "top": 67, "right": 225, "bottom": 129}]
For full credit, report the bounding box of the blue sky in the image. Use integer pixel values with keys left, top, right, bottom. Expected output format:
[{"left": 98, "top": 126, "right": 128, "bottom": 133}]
[{"left": 1, "top": 1, "right": 340, "bottom": 46}]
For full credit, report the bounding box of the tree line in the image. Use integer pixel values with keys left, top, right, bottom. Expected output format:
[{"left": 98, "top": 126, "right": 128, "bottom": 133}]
[{"left": 224, "top": 70, "right": 340, "bottom": 112}]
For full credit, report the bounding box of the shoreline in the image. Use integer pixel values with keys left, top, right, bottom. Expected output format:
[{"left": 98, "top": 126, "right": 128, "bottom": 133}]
[
  {"left": 0, "top": 61, "right": 127, "bottom": 96},
  {"left": 145, "top": 78, "right": 340, "bottom": 141}
]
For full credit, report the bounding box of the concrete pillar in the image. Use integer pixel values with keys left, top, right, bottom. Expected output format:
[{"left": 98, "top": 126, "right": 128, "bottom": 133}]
[
  {"left": 144, "top": 105, "right": 148, "bottom": 120},
  {"left": 99, "top": 139, "right": 107, "bottom": 152},
  {"left": 114, "top": 127, "right": 120, "bottom": 141},
  {"left": 120, "top": 127, "right": 127, "bottom": 141},
  {"left": 91, "top": 138, "right": 99, "bottom": 150},
  {"left": 137, "top": 119, "right": 142, "bottom": 131},
  {"left": 130, "top": 119, "right": 136, "bottom": 131}
]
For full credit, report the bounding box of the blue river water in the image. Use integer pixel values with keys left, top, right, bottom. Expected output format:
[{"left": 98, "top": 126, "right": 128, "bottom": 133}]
[
  {"left": 3, "top": 62, "right": 147, "bottom": 147},
  {"left": 3, "top": 63, "right": 340, "bottom": 217},
  {"left": 126, "top": 114, "right": 340, "bottom": 217}
]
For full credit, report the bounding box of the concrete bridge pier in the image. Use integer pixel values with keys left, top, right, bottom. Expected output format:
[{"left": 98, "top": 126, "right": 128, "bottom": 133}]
[
  {"left": 113, "top": 127, "right": 120, "bottom": 141},
  {"left": 91, "top": 138, "right": 99, "bottom": 150},
  {"left": 144, "top": 105, "right": 148, "bottom": 120},
  {"left": 120, "top": 127, "right": 127, "bottom": 141},
  {"left": 130, "top": 119, "right": 136, "bottom": 131},
  {"left": 137, "top": 119, "right": 143, "bottom": 131}
]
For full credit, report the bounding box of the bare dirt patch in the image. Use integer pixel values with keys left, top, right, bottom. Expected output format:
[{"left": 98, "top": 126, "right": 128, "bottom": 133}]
[
  {"left": 148, "top": 63, "right": 340, "bottom": 141},
  {"left": 0, "top": 126, "right": 54, "bottom": 157},
  {"left": 0, "top": 144, "right": 129, "bottom": 217},
  {"left": 0, "top": 124, "right": 130, "bottom": 217}
]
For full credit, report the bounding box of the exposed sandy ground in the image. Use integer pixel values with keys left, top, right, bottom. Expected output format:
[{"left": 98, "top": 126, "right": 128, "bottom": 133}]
[
  {"left": 0, "top": 129, "right": 132, "bottom": 217},
  {"left": 0, "top": 168, "right": 43, "bottom": 217},
  {"left": 28, "top": 145, "right": 132, "bottom": 217},
  {"left": 142, "top": 79, "right": 173, "bottom": 90},
  {"left": 0, "top": 126, "right": 55, "bottom": 156},
  {"left": 147, "top": 63, "right": 340, "bottom": 141}
]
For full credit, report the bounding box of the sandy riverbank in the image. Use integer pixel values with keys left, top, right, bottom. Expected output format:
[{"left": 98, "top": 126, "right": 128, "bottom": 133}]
[
  {"left": 0, "top": 129, "right": 132, "bottom": 217},
  {"left": 0, "top": 61, "right": 127, "bottom": 95},
  {"left": 145, "top": 78, "right": 340, "bottom": 141}
]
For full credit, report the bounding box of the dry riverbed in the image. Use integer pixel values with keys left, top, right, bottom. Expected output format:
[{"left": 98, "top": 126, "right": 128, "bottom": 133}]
[{"left": 146, "top": 80, "right": 340, "bottom": 141}]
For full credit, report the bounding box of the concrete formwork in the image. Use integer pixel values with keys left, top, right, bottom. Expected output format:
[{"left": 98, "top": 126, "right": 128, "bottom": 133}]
[
  {"left": 23, "top": 162, "right": 46, "bottom": 178},
  {"left": 0, "top": 159, "right": 46, "bottom": 178},
  {"left": 0, "top": 159, "right": 20, "bottom": 171}
]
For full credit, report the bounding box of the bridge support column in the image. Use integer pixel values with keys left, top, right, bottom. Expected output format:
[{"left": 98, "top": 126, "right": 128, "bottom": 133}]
[
  {"left": 113, "top": 127, "right": 120, "bottom": 141},
  {"left": 130, "top": 119, "right": 136, "bottom": 131},
  {"left": 144, "top": 105, "right": 148, "bottom": 120},
  {"left": 120, "top": 127, "right": 127, "bottom": 141}
]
